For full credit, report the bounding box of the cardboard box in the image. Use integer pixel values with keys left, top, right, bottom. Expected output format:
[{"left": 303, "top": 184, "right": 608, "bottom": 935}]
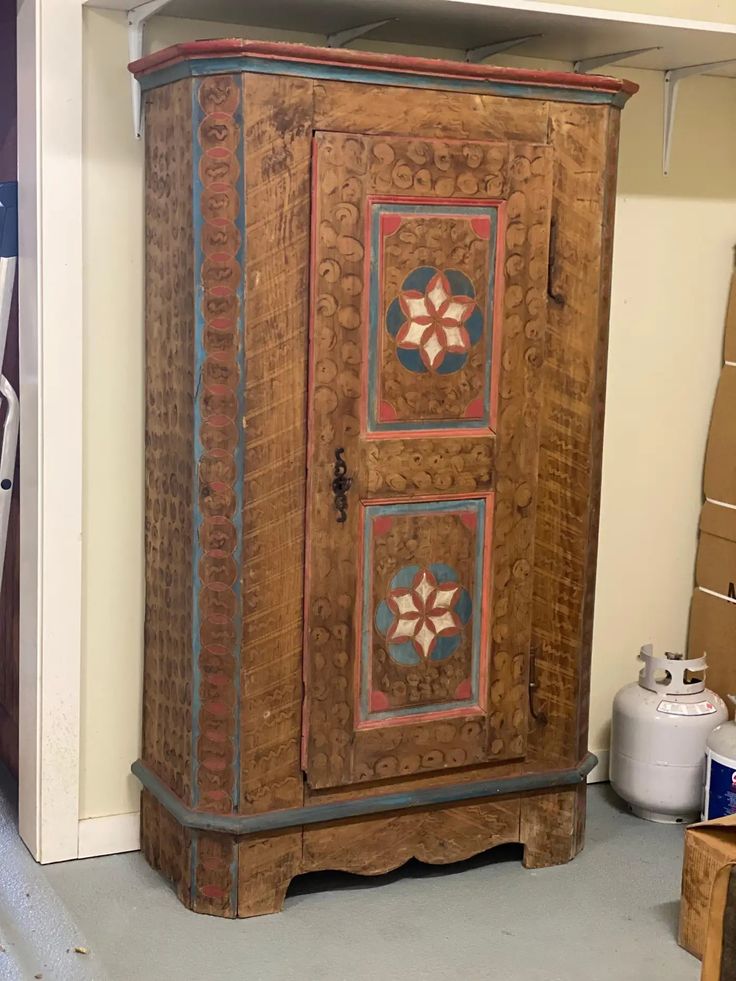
[
  {"left": 688, "top": 588, "right": 736, "bottom": 706},
  {"left": 697, "top": 502, "right": 736, "bottom": 601},
  {"left": 725, "top": 261, "right": 736, "bottom": 367},
  {"left": 679, "top": 814, "right": 736, "bottom": 961},
  {"left": 681, "top": 259, "right": 736, "bottom": 966},
  {"left": 701, "top": 861, "right": 736, "bottom": 981},
  {"left": 704, "top": 366, "right": 736, "bottom": 508}
]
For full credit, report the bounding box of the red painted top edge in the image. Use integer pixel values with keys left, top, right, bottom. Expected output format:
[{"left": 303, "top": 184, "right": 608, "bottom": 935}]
[{"left": 130, "top": 39, "right": 638, "bottom": 98}]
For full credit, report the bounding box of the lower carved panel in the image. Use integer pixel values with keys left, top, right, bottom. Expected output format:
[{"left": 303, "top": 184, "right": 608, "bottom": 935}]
[
  {"left": 140, "top": 785, "right": 588, "bottom": 918},
  {"left": 301, "top": 798, "right": 519, "bottom": 875}
]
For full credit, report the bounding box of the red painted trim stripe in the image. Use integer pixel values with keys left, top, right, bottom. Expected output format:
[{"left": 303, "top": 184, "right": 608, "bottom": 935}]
[
  {"left": 130, "top": 39, "right": 638, "bottom": 99},
  {"left": 490, "top": 199, "right": 507, "bottom": 434}
]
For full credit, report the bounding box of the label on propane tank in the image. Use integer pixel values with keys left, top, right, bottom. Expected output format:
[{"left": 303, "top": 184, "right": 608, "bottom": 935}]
[
  {"left": 704, "top": 750, "right": 736, "bottom": 820},
  {"left": 656, "top": 700, "right": 719, "bottom": 716}
]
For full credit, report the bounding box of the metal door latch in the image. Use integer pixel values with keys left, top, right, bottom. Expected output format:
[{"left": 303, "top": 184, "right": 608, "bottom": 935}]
[{"left": 332, "top": 448, "right": 352, "bottom": 524}]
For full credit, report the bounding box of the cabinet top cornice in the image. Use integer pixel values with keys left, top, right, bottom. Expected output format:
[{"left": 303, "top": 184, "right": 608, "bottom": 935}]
[{"left": 130, "top": 38, "right": 638, "bottom": 106}]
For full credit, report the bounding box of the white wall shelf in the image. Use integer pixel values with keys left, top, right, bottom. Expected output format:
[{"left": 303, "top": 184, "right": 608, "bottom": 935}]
[
  {"left": 86, "top": 0, "right": 736, "bottom": 171},
  {"left": 86, "top": 0, "right": 736, "bottom": 76}
]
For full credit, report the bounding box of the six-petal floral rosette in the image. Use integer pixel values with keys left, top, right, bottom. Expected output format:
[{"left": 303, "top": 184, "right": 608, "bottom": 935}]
[
  {"left": 386, "top": 266, "right": 484, "bottom": 375},
  {"left": 375, "top": 563, "right": 473, "bottom": 666}
]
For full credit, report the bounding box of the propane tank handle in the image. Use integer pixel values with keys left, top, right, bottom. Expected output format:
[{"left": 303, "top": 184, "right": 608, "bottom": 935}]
[{"left": 637, "top": 644, "right": 708, "bottom": 695}]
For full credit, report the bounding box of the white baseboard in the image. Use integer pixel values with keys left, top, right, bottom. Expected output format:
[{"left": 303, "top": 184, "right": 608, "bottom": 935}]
[
  {"left": 587, "top": 749, "right": 610, "bottom": 784},
  {"left": 77, "top": 811, "right": 140, "bottom": 859}
]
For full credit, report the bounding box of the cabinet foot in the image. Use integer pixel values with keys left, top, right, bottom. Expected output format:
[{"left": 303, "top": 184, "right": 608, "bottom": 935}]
[
  {"left": 520, "top": 785, "right": 586, "bottom": 869},
  {"left": 237, "top": 831, "right": 302, "bottom": 917}
]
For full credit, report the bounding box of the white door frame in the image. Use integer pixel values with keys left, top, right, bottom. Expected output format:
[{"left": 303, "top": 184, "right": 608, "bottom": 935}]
[{"left": 16, "top": 0, "right": 84, "bottom": 863}]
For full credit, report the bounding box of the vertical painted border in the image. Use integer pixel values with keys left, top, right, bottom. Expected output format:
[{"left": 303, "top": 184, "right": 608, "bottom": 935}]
[
  {"left": 355, "top": 494, "right": 493, "bottom": 728},
  {"left": 190, "top": 75, "right": 245, "bottom": 829}
]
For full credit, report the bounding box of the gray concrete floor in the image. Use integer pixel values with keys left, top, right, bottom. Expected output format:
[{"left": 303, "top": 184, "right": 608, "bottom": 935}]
[
  {"left": 1, "top": 766, "right": 699, "bottom": 981},
  {"left": 0, "top": 766, "right": 98, "bottom": 981}
]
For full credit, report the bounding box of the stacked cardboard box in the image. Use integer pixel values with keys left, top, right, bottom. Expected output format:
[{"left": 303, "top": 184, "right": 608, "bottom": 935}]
[
  {"left": 680, "top": 262, "right": 736, "bottom": 962},
  {"left": 679, "top": 815, "right": 736, "bottom": 963},
  {"left": 688, "top": 259, "right": 736, "bottom": 702},
  {"left": 701, "top": 863, "right": 736, "bottom": 981}
]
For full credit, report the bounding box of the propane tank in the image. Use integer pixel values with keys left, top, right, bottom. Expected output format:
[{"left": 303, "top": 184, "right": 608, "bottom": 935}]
[
  {"left": 610, "top": 645, "right": 727, "bottom": 823},
  {"left": 703, "top": 695, "right": 736, "bottom": 821}
]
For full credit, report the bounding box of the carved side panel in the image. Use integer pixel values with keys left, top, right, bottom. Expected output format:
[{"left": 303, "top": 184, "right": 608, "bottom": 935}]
[
  {"left": 578, "top": 109, "right": 622, "bottom": 761},
  {"left": 239, "top": 74, "right": 313, "bottom": 813},
  {"left": 143, "top": 80, "right": 195, "bottom": 802},
  {"left": 528, "top": 103, "right": 613, "bottom": 767},
  {"left": 192, "top": 75, "right": 245, "bottom": 813},
  {"left": 301, "top": 798, "right": 520, "bottom": 874}
]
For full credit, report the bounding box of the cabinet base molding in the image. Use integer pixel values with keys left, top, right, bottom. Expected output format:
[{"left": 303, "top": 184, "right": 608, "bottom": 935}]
[
  {"left": 133, "top": 754, "right": 596, "bottom": 834},
  {"left": 139, "top": 766, "right": 592, "bottom": 919}
]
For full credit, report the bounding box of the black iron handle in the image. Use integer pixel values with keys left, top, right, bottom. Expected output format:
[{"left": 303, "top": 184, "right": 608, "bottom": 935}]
[
  {"left": 332, "top": 447, "right": 352, "bottom": 524},
  {"left": 547, "top": 215, "right": 565, "bottom": 307}
]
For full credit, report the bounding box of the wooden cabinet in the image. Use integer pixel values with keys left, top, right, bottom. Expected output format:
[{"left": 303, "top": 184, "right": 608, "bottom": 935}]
[{"left": 131, "top": 40, "right": 636, "bottom": 918}]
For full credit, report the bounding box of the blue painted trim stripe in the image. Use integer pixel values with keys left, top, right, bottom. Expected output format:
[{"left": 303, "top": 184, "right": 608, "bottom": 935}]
[
  {"left": 368, "top": 201, "right": 498, "bottom": 433},
  {"left": 137, "top": 56, "right": 628, "bottom": 107},
  {"left": 134, "top": 753, "right": 598, "bottom": 835},
  {"left": 360, "top": 498, "right": 487, "bottom": 723}
]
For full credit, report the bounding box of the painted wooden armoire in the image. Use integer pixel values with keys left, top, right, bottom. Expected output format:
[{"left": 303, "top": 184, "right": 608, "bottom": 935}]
[{"left": 130, "top": 40, "right": 636, "bottom": 918}]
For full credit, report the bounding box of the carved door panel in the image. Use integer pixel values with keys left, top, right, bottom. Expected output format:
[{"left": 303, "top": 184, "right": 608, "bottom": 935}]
[{"left": 303, "top": 131, "right": 553, "bottom": 790}]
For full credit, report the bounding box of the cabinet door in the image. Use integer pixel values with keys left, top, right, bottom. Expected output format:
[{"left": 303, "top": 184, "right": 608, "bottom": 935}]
[{"left": 303, "top": 131, "right": 552, "bottom": 790}]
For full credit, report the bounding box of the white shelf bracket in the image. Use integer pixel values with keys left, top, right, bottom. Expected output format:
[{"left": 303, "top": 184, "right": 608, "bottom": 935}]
[
  {"left": 574, "top": 46, "right": 660, "bottom": 74},
  {"left": 465, "top": 34, "right": 541, "bottom": 64},
  {"left": 326, "top": 19, "right": 395, "bottom": 49},
  {"left": 128, "top": 0, "right": 175, "bottom": 139},
  {"left": 663, "top": 58, "right": 736, "bottom": 175}
]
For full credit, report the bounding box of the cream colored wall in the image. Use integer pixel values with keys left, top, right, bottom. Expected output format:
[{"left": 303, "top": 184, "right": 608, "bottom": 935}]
[
  {"left": 590, "top": 72, "right": 736, "bottom": 753},
  {"left": 80, "top": 8, "right": 736, "bottom": 818},
  {"left": 551, "top": 0, "right": 736, "bottom": 23},
  {"left": 82, "top": 10, "right": 145, "bottom": 819}
]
